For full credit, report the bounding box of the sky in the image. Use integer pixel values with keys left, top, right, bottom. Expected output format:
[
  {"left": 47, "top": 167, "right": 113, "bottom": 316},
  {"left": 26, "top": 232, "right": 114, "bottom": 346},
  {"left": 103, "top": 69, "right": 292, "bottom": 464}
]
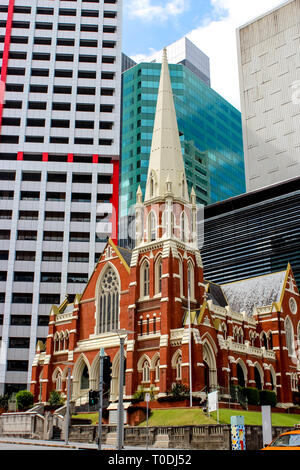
[{"left": 122, "top": 0, "right": 289, "bottom": 110}]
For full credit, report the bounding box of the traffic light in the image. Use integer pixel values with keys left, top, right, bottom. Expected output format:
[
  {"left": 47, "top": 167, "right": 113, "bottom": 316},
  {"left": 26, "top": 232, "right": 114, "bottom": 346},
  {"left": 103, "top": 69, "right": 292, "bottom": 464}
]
[
  {"left": 89, "top": 390, "right": 99, "bottom": 406},
  {"left": 103, "top": 356, "right": 112, "bottom": 394}
]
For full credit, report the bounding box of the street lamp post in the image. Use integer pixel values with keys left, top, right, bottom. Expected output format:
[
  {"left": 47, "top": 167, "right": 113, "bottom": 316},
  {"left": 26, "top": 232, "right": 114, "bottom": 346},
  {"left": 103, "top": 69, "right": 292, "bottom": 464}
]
[
  {"left": 114, "top": 329, "right": 134, "bottom": 451},
  {"left": 98, "top": 347, "right": 105, "bottom": 451},
  {"left": 61, "top": 361, "right": 74, "bottom": 446},
  {"left": 188, "top": 282, "right": 193, "bottom": 408}
]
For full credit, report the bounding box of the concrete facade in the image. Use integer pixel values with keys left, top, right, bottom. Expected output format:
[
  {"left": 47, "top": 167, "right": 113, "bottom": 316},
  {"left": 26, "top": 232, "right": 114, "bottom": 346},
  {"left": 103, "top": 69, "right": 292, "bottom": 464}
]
[
  {"left": 237, "top": 0, "right": 300, "bottom": 192},
  {"left": 0, "top": 0, "right": 123, "bottom": 395}
]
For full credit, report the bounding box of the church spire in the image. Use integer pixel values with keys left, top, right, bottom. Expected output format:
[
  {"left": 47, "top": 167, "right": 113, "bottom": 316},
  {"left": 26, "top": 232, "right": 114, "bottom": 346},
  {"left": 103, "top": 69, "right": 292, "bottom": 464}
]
[{"left": 144, "top": 48, "right": 189, "bottom": 203}]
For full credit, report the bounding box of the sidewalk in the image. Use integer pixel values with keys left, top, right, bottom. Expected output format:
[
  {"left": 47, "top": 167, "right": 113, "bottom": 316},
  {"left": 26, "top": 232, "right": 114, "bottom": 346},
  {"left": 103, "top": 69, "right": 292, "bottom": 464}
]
[
  {"left": 0, "top": 437, "right": 165, "bottom": 451},
  {"left": 0, "top": 437, "right": 110, "bottom": 450}
]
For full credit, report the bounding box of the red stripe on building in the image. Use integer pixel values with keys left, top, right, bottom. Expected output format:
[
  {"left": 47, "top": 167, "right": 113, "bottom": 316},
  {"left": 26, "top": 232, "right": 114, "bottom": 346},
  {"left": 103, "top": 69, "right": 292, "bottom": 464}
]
[
  {"left": 0, "top": 0, "right": 15, "bottom": 135},
  {"left": 110, "top": 159, "right": 119, "bottom": 244}
]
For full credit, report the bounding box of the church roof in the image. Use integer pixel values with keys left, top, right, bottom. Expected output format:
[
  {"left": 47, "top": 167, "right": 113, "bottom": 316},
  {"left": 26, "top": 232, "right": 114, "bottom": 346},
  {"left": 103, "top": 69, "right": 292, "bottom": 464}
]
[
  {"left": 206, "top": 281, "right": 227, "bottom": 308},
  {"left": 116, "top": 245, "right": 132, "bottom": 267},
  {"left": 220, "top": 269, "right": 287, "bottom": 317}
]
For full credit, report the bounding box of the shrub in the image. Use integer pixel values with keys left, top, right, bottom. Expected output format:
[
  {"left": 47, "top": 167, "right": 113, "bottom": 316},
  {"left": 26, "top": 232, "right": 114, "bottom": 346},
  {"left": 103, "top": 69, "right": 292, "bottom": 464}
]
[
  {"left": 259, "top": 390, "right": 277, "bottom": 407},
  {"left": 49, "top": 390, "right": 64, "bottom": 406},
  {"left": 16, "top": 390, "right": 34, "bottom": 411},
  {"left": 243, "top": 387, "right": 260, "bottom": 406},
  {"left": 132, "top": 388, "right": 145, "bottom": 402},
  {"left": 170, "top": 383, "right": 190, "bottom": 398},
  {"left": 0, "top": 394, "right": 8, "bottom": 411}
]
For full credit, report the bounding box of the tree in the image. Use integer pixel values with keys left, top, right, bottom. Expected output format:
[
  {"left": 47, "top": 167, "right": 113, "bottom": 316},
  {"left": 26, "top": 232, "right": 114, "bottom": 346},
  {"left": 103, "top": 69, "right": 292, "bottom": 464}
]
[
  {"left": 49, "top": 390, "right": 64, "bottom": 406},
  {"left": 0, "top": 394, "right": 8, "bottom": 411},
  {"left": 16, "top": 390, "right": 34, "bottom": 411}
]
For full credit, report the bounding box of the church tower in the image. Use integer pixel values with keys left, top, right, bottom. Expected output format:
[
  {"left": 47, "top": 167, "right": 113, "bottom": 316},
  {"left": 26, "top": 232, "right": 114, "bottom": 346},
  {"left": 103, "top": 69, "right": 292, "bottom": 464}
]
[{"left": 126, "top": 50, "right": 205, "bottom": 398}]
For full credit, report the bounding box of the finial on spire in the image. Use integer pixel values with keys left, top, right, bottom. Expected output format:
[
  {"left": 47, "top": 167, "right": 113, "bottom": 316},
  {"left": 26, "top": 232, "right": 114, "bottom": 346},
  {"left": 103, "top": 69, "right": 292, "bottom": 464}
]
[
  {"left": 190, "top": 186, "right": 196, "bottom": 205},
  {"left": 136, "top": 185, "right": 143, "bottom": 204}
]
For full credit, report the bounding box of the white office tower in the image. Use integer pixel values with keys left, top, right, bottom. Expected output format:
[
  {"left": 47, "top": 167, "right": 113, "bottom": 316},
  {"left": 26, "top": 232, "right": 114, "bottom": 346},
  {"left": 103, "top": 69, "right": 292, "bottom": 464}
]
[
  {"left": 149, "top": 36, "right": 210, "bottom": 86},
  {"left": 0, "top": 0, "right": 122, "bottom": 395},
  {"left": 237, "top": 0, "right": 300, "bottom": 192}
]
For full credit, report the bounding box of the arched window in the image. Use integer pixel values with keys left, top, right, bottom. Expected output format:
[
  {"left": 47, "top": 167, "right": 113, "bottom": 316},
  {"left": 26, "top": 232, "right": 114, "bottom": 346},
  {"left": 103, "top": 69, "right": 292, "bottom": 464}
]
[
  {"left": 285, "top": 316, "right": 295, "bottom": 357},
  {"left": 140, "top": 260, "right": 150, "bottom": 298},
  {"left": 261, "top": 332, "right": 268, "bottom": 349},
  {"left": 55, "top": 371, "right": 62, "bottom": 391},
  {"left": 155, "top": 256, "right": 162, "bottom": 295},
  {"left": 254, "top": 366, "right": 262, "bottom": 390},
  {"left": 148, "top": 211, "right": 156, "bottom": 241},
  {"left": 142, "top": 360, "right": 150, "bottom": 382},
  {"left": 237, "top": 363, "right": 245, "bottom": 387},
  {"left": 99, "top": 267, "right": 120, "bottom": 334},
  {"left": 179, "top": 258, "right": 183, "bottom": 297},
  {"left": 268, "top": 332, "right": 273, "bottom": 350},
  {"left": 81, "top": 365, "right": 89, "bottom": 390},
  {"left": 180, "top": 212, "right": 187, "bottom": 242},
  {"left": 54, "top": 332, "right": 59, "bottom": 352},
  {"left": 176, "top": 355, "right": 182, "bottom": 380},
  {"left": 222, "top": 323, "right": 227, "bottom": 340},
  {"left": 150, "top": 177, "right": 154, "bottom": 198},
  {"left": 59, "top": 332, "right": 64, "bottom": 351},
  {"left": 181, "top": 177, "right": 185, "bottom": 199},
  {"left": 187, "top": 261, "right": 194, "bottom": 299},
  {"left": 155, "top": 358, "right": 160, "bottom": 382},
  {"left": 64, "top": 331, "right": 69, "bottom": 351}
]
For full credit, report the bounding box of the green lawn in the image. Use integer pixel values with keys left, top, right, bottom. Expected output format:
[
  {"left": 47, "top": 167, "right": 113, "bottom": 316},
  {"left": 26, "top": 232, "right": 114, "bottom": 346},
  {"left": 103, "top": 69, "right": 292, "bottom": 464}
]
[
  {"left": 138, "top": 409, "right": 218, "bottom": 427},
  {"left": 72, "top": 409, "right": 300, "bottom": 428},
  {"left": 72, "top": 413, "right": 99, "bottom": 425},
  {"left": 210, "top": 409, "right": 300, "bottom": 427}
]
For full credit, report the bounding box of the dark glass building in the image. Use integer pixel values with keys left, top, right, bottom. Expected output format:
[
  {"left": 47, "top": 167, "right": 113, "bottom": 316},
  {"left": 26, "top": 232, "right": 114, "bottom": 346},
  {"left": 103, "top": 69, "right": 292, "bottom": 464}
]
[{"left": 202, "top": 176, "right": 300, "bottom": 287}]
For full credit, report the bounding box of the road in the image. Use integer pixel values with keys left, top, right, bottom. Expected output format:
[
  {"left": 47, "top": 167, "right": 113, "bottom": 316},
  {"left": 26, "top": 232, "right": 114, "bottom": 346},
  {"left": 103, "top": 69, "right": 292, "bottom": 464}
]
[{"left": 0, "top": 441, "right": 75, "bottom": 450}]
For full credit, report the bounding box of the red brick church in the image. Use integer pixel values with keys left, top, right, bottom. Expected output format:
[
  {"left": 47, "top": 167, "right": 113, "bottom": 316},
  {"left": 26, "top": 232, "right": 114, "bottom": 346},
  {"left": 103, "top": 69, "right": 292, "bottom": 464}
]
[{"left": 31, "top": 51, "right": 300, "bottom": 410}]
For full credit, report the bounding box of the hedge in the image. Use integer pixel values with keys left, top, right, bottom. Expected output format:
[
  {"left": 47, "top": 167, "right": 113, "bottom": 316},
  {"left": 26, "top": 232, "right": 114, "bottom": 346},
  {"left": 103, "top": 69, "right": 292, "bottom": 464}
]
[
  {"left": 259, "top": 390, "right": 277, "bottom": 407},
  {"left": 241, "top": 387, "right": 260, "bottom": 406}
]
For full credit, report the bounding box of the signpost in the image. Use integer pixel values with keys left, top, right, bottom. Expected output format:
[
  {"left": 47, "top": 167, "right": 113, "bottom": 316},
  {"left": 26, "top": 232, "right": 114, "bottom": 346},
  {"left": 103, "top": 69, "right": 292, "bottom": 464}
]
[
  {"left": 61, "top": 361, "right": 74, "bottom": 446},
  {"left": 145, "top": 392, "right": 150, "bottom": 450},
  {"left": 262, "top": 406, "right": 272, "bottom": 448},
  {"left": 207, "top": 390, "right": 219, "bottom": 423},
  {"left": 98, "top": 348, "right": 105, "bottom": 451}
]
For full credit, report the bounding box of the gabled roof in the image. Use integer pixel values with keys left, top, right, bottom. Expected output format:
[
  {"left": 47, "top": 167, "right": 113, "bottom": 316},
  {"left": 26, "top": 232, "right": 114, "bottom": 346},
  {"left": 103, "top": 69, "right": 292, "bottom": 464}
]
[
  {"left": 108, "top": 239, "right": 132, "bottom": 273},
  {"left": 220, "top": 269, "right": 288, "bottom": 317},
  {"left": 205, "top": 281, "right": 227, "bottom": 308}
]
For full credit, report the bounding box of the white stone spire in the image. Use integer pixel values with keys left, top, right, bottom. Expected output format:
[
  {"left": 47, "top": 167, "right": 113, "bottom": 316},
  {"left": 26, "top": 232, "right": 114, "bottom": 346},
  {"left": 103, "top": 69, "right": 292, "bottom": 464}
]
[{"left": 144, "top": 48, "right": 189, "bottom": 203}]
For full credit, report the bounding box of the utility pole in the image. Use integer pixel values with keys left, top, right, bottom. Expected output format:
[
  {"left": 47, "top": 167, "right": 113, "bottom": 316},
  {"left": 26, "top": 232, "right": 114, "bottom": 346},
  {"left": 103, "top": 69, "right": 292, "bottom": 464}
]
[
  {"left": 61, "top": 361, "right": 74, "bottom": 446},
  {"left": 115, "top": 329, "right": 134, "bottom": 451},
  {"left": 188, "top": 280, "right": 193, "bottom": 408},
  {"left": 65, "top": 366, "right": 71, "bottom": 445},
  {"left": 117, "top": 335, "right": 125, "bottom": 450},
  {"left": 98, "top": 348, "right": 105, "bottom": 451}
]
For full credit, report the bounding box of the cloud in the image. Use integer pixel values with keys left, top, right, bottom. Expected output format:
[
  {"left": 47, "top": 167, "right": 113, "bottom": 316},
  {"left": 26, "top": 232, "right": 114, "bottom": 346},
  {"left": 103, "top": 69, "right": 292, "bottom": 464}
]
[
  {"left": 128, "top": 0, "right": 286, "bottom": 109},
  {"left": 126, "top": 0, "right": 189, "bottom": 22},
  {"left": 186, "top": 0, "right": 286, "bottom": 109}
]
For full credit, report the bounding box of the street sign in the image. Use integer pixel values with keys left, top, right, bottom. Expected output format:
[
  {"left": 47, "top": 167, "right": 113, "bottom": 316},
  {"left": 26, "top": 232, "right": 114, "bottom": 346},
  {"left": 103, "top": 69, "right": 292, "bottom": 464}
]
[
  {"left": 145, "top": 393, "right": 151, "bottom": 403},
  {"left": 207, "top": 390, "right": 218, "bottom": 413},
  {"left": 262, "top": 406, "right": 272, "bottom": 447}
]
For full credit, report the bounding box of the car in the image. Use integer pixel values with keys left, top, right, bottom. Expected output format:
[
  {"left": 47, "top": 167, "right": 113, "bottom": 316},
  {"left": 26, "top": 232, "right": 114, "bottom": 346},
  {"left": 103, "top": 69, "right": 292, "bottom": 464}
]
[{"left": 262, "top": 427, "right": 300, "bottom": 450}]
